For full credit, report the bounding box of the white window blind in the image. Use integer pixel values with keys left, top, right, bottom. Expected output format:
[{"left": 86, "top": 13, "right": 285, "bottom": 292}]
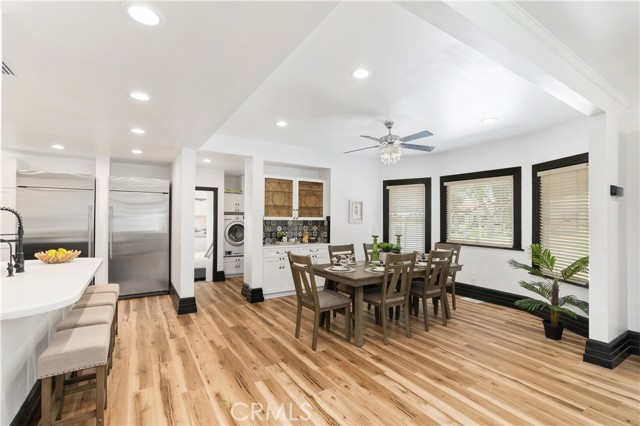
[
  {"left": 538, "top": 163, "right": 589, "bottom": 285},
  {"left": 445, "top": 175, "right": 513, "bottom": 248},
  {"left": 388, "top": 184, "right": 425, "bottom": 252}
]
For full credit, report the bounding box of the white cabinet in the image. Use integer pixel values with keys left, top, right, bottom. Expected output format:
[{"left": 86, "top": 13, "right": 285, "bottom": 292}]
[
  {"left": 224, "top": 256, "right": 244, "bottom": 276},
  {"left": 262, "top": 247, "right": 294, "bottom": 295},
  {"left": 264, "top": 177, "right": 325, "bottom": 220},
  {"left": 224, "top": 192, "right": 243, "bottom": 213},
  {"left": 262, "top": 244, "right": 329, "bottom": 297}
]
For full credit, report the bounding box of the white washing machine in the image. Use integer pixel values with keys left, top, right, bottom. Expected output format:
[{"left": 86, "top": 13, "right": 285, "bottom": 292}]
[{"left": 224, "top": 214, "right": 244, "bottom": 256}]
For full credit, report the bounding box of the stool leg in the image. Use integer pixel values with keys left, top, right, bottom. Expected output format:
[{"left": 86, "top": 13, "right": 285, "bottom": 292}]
[
  {"left": 54, "top": 375, "right": 63, "bottom": 421},
  {"left": 41, "top": 376, "right": 52, "bottom": 426},
  {"left": 96, "top": 365, "right": 106, "bottom": 425}
]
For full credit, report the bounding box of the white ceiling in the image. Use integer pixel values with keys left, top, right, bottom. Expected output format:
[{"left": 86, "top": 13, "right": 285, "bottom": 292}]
[{"left": 2, "top": 1, "right": 638, "bottom": 169}]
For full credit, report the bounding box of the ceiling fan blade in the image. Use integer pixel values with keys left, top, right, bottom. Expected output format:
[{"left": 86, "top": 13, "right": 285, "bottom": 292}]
[
  {"left": 400, "top": 130, "right": 433, "bottom": 142},
  {"left": 360, "top": 135, "right": 381, "bottom": 142},
  {"left": 401, "top": 143, "right": 436, "bottom": 152},
  {"left": 344, "top": 145, "right": 379, "bottom": 154}
]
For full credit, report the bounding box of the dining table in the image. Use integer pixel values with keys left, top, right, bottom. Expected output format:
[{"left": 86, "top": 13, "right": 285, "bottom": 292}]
[{"left": 313, "top": 261, "right": 463, "bottom": 347}]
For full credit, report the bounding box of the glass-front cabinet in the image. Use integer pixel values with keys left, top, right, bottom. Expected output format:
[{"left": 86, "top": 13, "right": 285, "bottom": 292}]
[{"left": 264, "top": 177, "right": 325, "bottom": 220}]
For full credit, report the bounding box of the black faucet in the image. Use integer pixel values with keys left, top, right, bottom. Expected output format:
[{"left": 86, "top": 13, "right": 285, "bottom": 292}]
[
  {"left": 0, "top": 239, "right": 14, "bottom": 277},
  {"left": 1, "top": 207, "right": 25, "bottom": 273}
]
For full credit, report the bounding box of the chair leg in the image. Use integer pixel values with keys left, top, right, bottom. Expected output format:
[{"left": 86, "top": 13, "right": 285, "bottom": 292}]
[
  {"left": 451, "top": 283, "right": 456, "bottom": 310},
  {"left": 374, "top": 307, "right": 380, "bottom": 324},
  {"left": 381, "top": 306, "right": 389, "bottom": 345},
  {"left": 388, "top": 307, "right": 394, "bottom": 321},
  {"left": 412, "top": 296, "right": 419, "bottom": 316},
  {"left": 41, "top": 376, "right": 52, "bottom": 426},
  {"left": 441, "top": 294, "right": 448, "bottom": 326},
  {"left": 96, "top": 365, "right": 105, "bottom": 425},
  {"left": 433, "top": 298, "right": 439, "bottom": 316},
  {"left": 423, "top": 298, "right": 429, "bottom": 331},
  {"left": 295, "top": 303, "right": 302, "bottom": 338},
  {"left": 395, "top": 306, "right": 401, "bottom": 321},
  {"left": 404, "top": 301, "right": 411, "bottom": 338},
  {"left": 312, "top": 311, "right": 321, "bottom": 351},
  {"left": 325, "top": 312, "right": 331, "bottom": 331}
]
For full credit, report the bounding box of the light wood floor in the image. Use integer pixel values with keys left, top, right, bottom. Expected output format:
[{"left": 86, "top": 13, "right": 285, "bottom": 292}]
[{"left": 57, "top": 278, "right": 639, "bottom": 425}]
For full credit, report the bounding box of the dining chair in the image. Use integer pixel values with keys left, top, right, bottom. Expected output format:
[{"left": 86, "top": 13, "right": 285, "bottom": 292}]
[
  {"left": 363, "top": 243, "right": 373, "bottom": 263},
  {"left": 362, "top": 252, "right": 416, "bottom": 345},
  {"left": 434, "top": 242, "right": 461, "bottom": 310},
  {"left": 410, "top": 249, "right": 452, "bottom": 331},
  {"left": 288, "top": 252, "right": 352, "bottom": 351}
]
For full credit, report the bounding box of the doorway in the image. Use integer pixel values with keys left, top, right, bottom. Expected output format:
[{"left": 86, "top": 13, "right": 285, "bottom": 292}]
[{"left": 194, "top": 187, "right": 218, "bottom": 281}]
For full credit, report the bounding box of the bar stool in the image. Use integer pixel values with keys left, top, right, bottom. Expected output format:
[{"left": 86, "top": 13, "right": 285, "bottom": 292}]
[
  {"left": 83, "top": 283, "right": 120, "bottom": 334},
  {"left": 38, "top": 324, "right": 111, "bottom": 426},
  {"left": 74, "top": 293, "right": 118, "bottom": 363},
  {"left": 57, "top": 305, "right": 115, "bottom": 371}
]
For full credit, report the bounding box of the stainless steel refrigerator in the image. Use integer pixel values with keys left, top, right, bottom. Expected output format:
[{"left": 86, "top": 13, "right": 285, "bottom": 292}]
[
  {"left": 16, "top": 170, "right": 95, "bottom": 260},
  {"left": 109, "top": 176, "right": 170, "bottom": 297}
]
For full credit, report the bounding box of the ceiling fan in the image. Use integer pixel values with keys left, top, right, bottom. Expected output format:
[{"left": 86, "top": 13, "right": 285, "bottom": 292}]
[{"left": 344, "top": 121, "right": 435, "bottom": 161}]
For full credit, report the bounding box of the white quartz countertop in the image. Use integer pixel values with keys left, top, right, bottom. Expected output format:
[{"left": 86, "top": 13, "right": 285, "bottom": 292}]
[{"left": 0, "top": 258, "right": 103, "bottom": 320}]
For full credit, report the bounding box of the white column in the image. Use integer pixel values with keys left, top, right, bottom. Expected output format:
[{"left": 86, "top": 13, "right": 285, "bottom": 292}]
[
  {"left": 94, "top": 156, "right": 110, "bottom": 283},
  {"left": 244, "top": 156, "right": 264, "bottom": 288},
  {"left": 588, "top": 112, "right": 626, "bottom": 342},
  {"left": 171, "top": 149, "right": 196, "bottom": 299}
]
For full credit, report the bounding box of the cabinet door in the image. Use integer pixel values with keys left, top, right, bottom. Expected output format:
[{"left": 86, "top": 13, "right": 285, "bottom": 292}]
[
  {"left": 224, "top": 193, "right": 243, "bottom": 213},
  {"left": 297, "top": 180, "right": 324, "bottom": 218},
  {"left": 265, "top": 178, "right": 293, "bottom": 217},
  {"left": 262, "top": 256, "right": 283, "bottom": 294}
]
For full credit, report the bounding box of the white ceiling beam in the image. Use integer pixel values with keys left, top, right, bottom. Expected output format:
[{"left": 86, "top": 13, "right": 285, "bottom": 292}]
[{"left": 398, "top": 0, "right": 630, "bottom": 116}]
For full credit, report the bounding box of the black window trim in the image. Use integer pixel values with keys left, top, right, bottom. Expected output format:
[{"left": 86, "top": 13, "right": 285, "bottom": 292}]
[
  {"left": 382, "top": 177, "right": 431, "bottom": 252},
  {"left": 440, "top": 167, "right": 522, "bottom": 251},
  {"left": 532, "top": 153, "right": 589, "bottom": 288}
]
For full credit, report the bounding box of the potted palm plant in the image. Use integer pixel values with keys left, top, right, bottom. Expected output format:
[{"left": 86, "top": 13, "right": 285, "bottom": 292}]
[{"left": 508, "top": 244, "right": 589, "bottom": 340}]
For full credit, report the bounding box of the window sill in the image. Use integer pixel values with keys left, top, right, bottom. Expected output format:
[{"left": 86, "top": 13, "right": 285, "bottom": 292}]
[{"left": 447, "top": 242, "right": 524, "bottom": 251}]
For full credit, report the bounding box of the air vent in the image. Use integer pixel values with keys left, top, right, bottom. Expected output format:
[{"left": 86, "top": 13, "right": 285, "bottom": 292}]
[{"left": 2, "top": 61, "right": 17, "bottom": 77}]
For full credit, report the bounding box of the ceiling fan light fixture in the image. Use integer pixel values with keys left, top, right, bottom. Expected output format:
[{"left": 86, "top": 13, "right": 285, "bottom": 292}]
[
  {"left": 379, "top": 142, "right": 401, "bottom": 165},
  {"left": 351, "top": 69, "right": 371, "bottom": 79}
]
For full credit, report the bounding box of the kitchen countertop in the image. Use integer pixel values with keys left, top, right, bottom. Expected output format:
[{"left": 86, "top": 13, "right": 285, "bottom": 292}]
[
  {"left": 0, "top": 258, "right": 103, "bottom": 320},
  {"left": 263, "top": 242, "right": 329, "bottom": 248}
]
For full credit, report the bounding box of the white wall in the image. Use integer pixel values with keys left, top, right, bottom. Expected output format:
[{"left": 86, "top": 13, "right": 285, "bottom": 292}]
[
  {"left": 170, "top": 149, "right": 196, "bottom": 298},
  {"left": 624, "top": 131, "right": 639, "bottom": 332},
  {"left": 380, "top": 117, "right": 590, "bottom": 304},
  {"left": 111, "top": 161, "right": 171, "bottom": 179}
]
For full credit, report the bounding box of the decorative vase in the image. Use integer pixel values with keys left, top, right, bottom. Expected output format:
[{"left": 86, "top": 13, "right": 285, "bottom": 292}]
[{"left": 542, "top": 319, "right": 564, "bottom": 340}]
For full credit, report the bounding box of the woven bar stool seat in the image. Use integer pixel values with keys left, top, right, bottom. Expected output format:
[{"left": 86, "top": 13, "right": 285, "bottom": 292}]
[
  {"left": 80, "top": 285, "right": 120, "bottom": 335},
  {"left": 84, "top": 283, "right": 120, "bottom": 298},
  {"left": 38, "top": 324, "right": 110, "bottom": 426}
]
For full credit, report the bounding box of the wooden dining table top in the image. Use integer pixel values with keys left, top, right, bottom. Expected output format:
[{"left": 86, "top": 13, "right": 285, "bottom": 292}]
[{"left": 312, "top": 262, "right": 463, "bottom": 286}]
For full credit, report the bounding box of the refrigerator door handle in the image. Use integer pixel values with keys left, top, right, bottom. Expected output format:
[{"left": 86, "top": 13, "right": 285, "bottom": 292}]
[
  {"left": 109, "top": 206, "right": 113, "bottom": 259},
  {"left": 88, "top": 206, "right": 93, "bottom": 257}
]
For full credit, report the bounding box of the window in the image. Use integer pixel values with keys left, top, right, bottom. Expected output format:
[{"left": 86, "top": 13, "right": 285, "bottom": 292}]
[
  {"left": 440, "top": 167, "right": 521, "bottom": 249},
  {"left": 533, "top": 154, "right": 589, "bottom": 286},
  {"left": 383, "top": 178, "right": 431, "bottom": 252}
]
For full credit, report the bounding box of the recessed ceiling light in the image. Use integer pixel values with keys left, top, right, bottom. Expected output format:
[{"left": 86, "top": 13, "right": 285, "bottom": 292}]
[
  {"left": 51, "top": 144, "right": 65, "bottom": 150},
  {"left": 352, "top": 69, "right": 371, "bottom": 79},
  {"left": 203, "top": 159, "right": 211, "bottom": 163},
  {"left": 131, "top": 149, "right": 143, "bottom": 155},
  {"left": 275, "top": 121, "right": 287, "bottom": 127},
  {"left": 127, "top": 4, "right": 161, "bottom": 26},
  {"left": 482, "top": 117, "right": 498, "bottom": 124},
  {"left": 131, "top": 128, "right": 145, "bottom": 134},
  {"left": 129, "top": 91, "right": 151, "bottom": 101}
]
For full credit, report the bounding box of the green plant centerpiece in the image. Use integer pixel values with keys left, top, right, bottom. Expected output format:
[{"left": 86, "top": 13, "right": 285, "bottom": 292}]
[{"left": 508, "top": 243, "right": 589, "bottom": 340}]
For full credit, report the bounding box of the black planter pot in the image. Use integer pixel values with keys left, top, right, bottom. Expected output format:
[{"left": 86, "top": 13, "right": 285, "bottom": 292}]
[{"left": 542, "top": 319, "right": 565, "bottom": 340}]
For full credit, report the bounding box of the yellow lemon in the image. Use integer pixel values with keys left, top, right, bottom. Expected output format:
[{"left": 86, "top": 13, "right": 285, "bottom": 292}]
[
  {"left": 57, "top": 248, "right": 68, "bottom": 254},
  {"left": 46, "top": 249, "right": 57, "bottom": 257},
  {"left": 56, "top": 252, "right": 65, "bottom": 260}
]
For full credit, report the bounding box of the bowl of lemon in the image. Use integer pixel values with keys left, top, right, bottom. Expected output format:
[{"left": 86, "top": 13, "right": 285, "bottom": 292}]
[{"left": 34, "top": 248, "right": 81, "bottom": 264}]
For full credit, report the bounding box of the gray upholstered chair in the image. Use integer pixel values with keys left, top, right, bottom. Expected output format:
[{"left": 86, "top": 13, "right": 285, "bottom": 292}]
[
  {"left": 410, "top": 249, "right": 452, "bottom": 331},
  {"left": 434, "top": 242, "right": 461, "bottom": 310},
  {"left": 363, "top": 252, "right": 416, "bottom": 345},
  {"left": 288, "top": 252, "right": 352, "bottom": 351}
]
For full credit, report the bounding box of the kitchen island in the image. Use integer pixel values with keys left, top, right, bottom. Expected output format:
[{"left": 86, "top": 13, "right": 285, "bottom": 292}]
[{"left": 0, "top": 257, "right": 103, "bottom": 425}]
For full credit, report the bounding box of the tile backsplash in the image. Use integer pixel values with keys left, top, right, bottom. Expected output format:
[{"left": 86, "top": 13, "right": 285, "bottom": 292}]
[{"left": 263, "top": 219, "right": 329, "bottom": 244}]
